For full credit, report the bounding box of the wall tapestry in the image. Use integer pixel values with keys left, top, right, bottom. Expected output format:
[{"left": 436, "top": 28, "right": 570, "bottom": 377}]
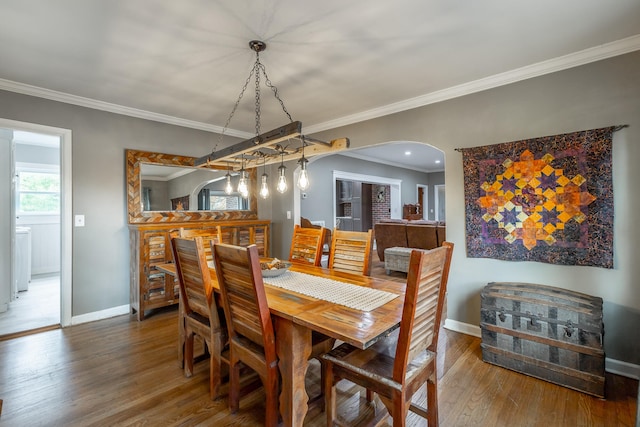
[{"left": 461, "top": 127, "right": 615, "bottom": 268}]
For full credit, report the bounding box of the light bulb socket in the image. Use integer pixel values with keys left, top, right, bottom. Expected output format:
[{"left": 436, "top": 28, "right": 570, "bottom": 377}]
[{"left": 298, "top": 155, "right": 308, "bottom": 169}]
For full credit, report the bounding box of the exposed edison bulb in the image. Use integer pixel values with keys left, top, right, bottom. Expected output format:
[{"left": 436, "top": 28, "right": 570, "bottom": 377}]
[
  {"left": 237, "top": 171, "right": 248, "bottom": 198},
  {"left": 277, "top": 164, "right": 287, "bottom": 193},
  {"left": 297, "top": 168, "right": 310, "bottom": 190},
  {"left": 260, "top": 173, "right": 270, "bottom": 199},
  {"left": 297, "top": 156, "right": 310, "bottom": 190},
  {"left": 224, "top": 173, "right": 233, "bottom": 195}
]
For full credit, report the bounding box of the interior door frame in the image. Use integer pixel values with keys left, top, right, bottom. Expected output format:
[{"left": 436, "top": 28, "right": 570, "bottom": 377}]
[
  {"left": 328, "top": 171, "right": 402, "bottom": 229},
  {"left": 416, "top": 184, "right": 428, "bottom": 220},
  {"left": 434, "top": 184, "right": 445, "bottom": 222},
  {"left": 0, "top": 118, "right": 72, "bottom": 328}
]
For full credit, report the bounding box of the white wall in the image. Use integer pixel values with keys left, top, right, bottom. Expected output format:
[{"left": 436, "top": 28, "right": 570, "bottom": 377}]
[{"left": 0, "top": 129, "right": 12, "bottom": 312}]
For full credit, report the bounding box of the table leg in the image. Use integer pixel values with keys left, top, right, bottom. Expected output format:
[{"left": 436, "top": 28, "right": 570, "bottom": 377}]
[{"left": 276, "top": 318, "right": 312, "bottom": 427}]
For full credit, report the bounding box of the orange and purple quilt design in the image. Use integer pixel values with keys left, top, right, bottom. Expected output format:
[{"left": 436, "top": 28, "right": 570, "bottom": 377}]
[{"left": 462, "top": 127, "right": 614, "bottom": 268}]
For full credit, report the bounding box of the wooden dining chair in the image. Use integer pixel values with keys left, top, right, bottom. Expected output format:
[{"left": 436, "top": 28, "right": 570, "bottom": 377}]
[
  {"left": 173, "top": 227, "right": 223, "bottom": 370},
  {"left": 328, "top": 229, "right": 374, "bottom": 276},
  {"left": 289, "top": 224, "right": 327, "bottom": 266},
  {"left": 170, "top": 237, "right": 228, "bottom": 400},
  {"left": 178, "top": 227, "right": 223, "bottom": 265},
  {"left": 321, "top": 242, "right": 454, "bottom": 426},
  {"left": 212, "top": 243, "right": 279, "bottom": 426}
]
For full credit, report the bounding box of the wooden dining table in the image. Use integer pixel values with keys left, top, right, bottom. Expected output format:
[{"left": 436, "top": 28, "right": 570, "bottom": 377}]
[{"left": 156, "top": 261, "right": 406, "bottom": 427}]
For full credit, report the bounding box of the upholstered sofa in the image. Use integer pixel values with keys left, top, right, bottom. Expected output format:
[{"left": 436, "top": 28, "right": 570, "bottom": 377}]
[{"left": 374, "top": 219, "right": 446, "bottom": 261}]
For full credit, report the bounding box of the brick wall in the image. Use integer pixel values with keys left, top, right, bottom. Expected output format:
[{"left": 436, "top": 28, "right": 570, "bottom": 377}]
[{"left": 372, "top": 184, "right": 390, "bottom": 224}]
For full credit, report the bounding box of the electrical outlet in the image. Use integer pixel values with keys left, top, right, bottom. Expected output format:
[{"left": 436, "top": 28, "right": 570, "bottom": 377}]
[{"left": 75, "top": 214, "right": 85, "bottom": 227}]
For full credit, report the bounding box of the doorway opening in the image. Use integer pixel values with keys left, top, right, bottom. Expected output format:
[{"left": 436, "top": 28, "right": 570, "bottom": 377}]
[
  {"left": 416, "top": 184, "right": 428, "bottom": 220},
  {"left": 0, "top": 119, "right": 72, "bottom": 338}
]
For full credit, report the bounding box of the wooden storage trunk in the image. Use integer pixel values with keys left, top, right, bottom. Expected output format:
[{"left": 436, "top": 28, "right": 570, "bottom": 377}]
[{"left": 480, "top": 282, "right": 605, "bottom": 397}]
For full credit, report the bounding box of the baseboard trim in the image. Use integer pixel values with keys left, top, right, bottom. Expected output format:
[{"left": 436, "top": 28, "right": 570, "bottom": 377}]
[
  {"left": 71, "top": 304, "right": 130, "bottom": 326},
  {"left": 606, "top": 358, "right": 640, "bottom": 380},
  {"left": 444, "top": 318, "right": 481, "bottom": 337},
  {"left": 443, "top": 318, "right": 640, "bottom": 380}
]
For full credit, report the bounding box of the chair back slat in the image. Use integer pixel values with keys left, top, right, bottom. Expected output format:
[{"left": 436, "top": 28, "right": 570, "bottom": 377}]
[
  {"left": 171, "top": 237, "right": 218, "bottom": 325},
  {"left": 289, "top": 224, "right": 327, "bottom": 266},
  {"left": 213, "top": 243, "right": 276, "bottom": 357},
  {"left": 328, "top": 229, "right": 374, "bottom": 276},
  {"left": 178, "top": 227, "right": 222, "bottom": 265},
  {"left": 393, "top": 244, "right": 452, "bottom": 382}
]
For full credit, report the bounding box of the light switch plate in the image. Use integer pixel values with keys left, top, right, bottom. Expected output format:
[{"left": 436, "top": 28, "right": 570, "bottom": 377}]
[{"left": 75, "top": 214, "right": 85, "bottom": 227}]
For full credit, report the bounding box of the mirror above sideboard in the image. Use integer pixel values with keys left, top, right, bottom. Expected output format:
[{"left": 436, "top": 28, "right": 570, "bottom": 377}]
[{"left": 126, "top": 149, "right": 258, "bottom": 224}]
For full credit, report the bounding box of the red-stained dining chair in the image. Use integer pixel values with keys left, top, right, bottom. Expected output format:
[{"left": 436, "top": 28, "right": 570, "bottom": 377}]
[
  {"left": 212, "top": 243, "right": 279, "bottom": 426},
  {"left": 173, "top": 228, "right": 223, "bottom": 369},
  {"left": 289, "top": 224, "right": 327, "bottom": 267},
  {"left": 321, "top": 242, "right": 454, "bottom": 426},
  {"left": 171, "top": 237, "right": 228, "bottom": 400},
  {"left": 328, "top": 229, "right": 374, "bottom": 276}
]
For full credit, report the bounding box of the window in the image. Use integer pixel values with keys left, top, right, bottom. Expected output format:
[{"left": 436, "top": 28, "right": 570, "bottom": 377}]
[
  {"left": 17, "top": 167, "right": 60, "bottom": 214},
  {"left": 209, "top": 194, "right": 248, "bottom": 210}
]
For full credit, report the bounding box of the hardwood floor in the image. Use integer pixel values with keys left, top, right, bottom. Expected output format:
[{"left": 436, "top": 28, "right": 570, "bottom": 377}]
[
  {"left": 0, "top": 261, "right": 637, "bottom": 426},
  {"left": 0, "top": 274, "right": 60, "bottom": 338}
]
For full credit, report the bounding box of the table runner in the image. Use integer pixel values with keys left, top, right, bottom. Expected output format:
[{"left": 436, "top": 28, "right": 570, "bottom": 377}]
[{"left": 264, "top": 271, "right": 398, "bottom": 311}]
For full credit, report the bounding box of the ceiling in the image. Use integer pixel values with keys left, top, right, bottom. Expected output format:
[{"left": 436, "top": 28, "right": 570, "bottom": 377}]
[{"left": 1, "top": 1, "right": 639, "bottom": 172}]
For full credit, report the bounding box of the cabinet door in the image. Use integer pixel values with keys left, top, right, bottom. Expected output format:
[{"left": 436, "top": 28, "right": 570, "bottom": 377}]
[
  {"left": 339, "top": 218, "right": 353, "bottom": 231},
  {"left": 351, "top": 181, "right": 362, "bottom": 230},
  {"left": 338, "top": 180, "right": 352, "bottom": 200},
  {"left": 144, "top": 232, "right": 177, "bottom": 302}
]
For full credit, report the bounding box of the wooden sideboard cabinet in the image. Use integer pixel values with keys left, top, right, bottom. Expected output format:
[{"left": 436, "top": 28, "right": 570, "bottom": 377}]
[{"left": 129, "top": 220, "right": 270, "bottom": 320}]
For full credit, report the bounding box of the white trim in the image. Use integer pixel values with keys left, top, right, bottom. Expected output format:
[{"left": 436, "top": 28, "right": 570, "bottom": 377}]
[
  {"left": 70, "top": 304, "right": 130, "bottom": 326},
  {"left": 15, "top": 162, "right": 60, "bottom": 172},
  {"left": 434, "top": 184, "right": 445, "bottom": 222},
  {"left": 444, "top": 318, "right": 482, "bottom": 337},
  {"left": 0, "top": 118, "right": 72, "bottom": 328},
  {"left": 0, "top": 78, "right": 251, "bottom": 139},
  {"left": 331, "top": 171, "right": 402, "bottom": 228},
  {"left": 1, "top": 36, "right": 639, "bottom": 137},
  {"left": 304, "top": 35, "right": 640, "bottom": 134},
  {"left": 606, "top": 359, "right": 640, "bottom": 381},
  {"left": 444, "top": 319, "right": 640, "bottom": 380}
]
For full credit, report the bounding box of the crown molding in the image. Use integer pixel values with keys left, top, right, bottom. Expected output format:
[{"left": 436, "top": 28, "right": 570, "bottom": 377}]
[
  {"left": 304, "top": 34, "right": 640, "bottom": 134},
  {"left": 1, "top": 35, "right": 638, "bottom": 136},
  {"left": 0, "top": 78, "right": 252, "bottom": 138}
]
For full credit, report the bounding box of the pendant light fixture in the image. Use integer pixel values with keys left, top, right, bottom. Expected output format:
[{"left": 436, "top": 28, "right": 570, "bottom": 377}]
[
  {"left": 194, "top": 40, "right": 351, "bottom": 196},
  {"left": 237, "top": 154, "right": 249, "bottom": 198},
  {"left": 277, "top": 150, "right": 288, "bottom": 194},
  {"left": 297, "top": 138, "right": 310, "bottom": 190},
  {"left": 259, "top": 155, "right": 270, "bottom": 199},
  {"left": 224, "top": 161, "right": 234, "bottom": 195}
]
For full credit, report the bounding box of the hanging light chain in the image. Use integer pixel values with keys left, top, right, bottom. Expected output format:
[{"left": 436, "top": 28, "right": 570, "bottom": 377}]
[
  {"left": 254, "top": 51, "right": 262, "bottom": 138},
  {"left": 257, "top": 62, "right": 293, "bottom": 124},
  {"left": 216, "top": 63, "right": 257, "bottom": 149},
  {"left": 209, "top": 40, "right": 298, "bottom": 179}
]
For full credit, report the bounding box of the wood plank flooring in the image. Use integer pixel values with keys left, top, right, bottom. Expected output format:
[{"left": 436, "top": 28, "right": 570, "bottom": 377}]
[
  {"left": 0, "top": 261, "right": 637, "bottom": 426},
  {"left": 0, "top": 274, "right": 60, "bottom": 338}
]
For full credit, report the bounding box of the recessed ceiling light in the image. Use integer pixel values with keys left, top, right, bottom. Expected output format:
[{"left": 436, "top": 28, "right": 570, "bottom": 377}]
[
  {"left": 404, "top": 151, "right": 411, "bottom": 155},
  {"left": 435, "top": 160, "right": 441, "bottom": 164}
]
